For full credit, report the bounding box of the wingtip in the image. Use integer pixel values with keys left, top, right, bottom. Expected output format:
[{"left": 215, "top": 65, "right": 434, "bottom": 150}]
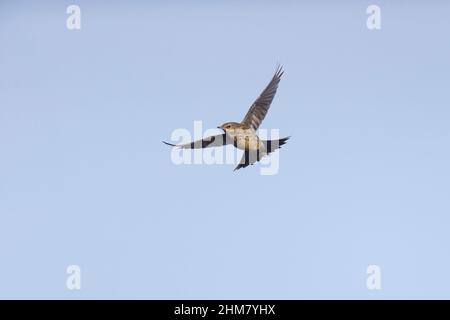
[
  {"left": 275, "top": 63, "right": 284, "bottom": 77},
  {"left": 162, "top": 141, "right": 176, "bottom": 147}
]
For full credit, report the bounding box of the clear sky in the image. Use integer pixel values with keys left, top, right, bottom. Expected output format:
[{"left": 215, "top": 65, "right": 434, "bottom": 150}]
[{"left": 1, "top": 0, "right": 450, "bottom": 299}]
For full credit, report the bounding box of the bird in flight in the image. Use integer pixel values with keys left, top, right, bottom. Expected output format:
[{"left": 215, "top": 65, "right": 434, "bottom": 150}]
[{"left": 163, "top": 66, "right": 290, "bottom": 171}]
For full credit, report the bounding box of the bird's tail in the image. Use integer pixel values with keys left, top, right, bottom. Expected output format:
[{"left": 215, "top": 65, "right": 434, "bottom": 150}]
[
  {"left": 233, "top": 137, "right": 290, "bottom": 171},
  {"left": 263, "top": 136, "right": 290, "bottom": 155}
]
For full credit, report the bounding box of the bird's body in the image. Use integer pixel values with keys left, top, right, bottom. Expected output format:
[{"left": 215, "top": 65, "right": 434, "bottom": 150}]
[
  {"left": 220, "top": 123, "right": 263, "bottom": 152},
  {"left": 164, "top": 66, "right": 290, "bottom": 171},
  {"left": 234, "top": 131, "right": 263, "bottom": 153}
]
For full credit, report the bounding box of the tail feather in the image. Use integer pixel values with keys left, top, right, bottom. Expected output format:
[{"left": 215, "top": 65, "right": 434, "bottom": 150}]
[
  {"left": 264, "top": 136, "right": 290, "bottom": 154},
  {"left": 234, "top": 137, "right": 290, "bottom": 172}
]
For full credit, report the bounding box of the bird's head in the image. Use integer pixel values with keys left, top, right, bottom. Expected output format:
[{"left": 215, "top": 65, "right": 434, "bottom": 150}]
[{"left": 217, "top": 122, "right": 242, "bottom": 133}]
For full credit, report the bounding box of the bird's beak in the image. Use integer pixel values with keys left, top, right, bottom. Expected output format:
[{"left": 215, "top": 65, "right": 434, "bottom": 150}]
[{"left": 217, "top": 126, "right": 225, "bottom": 132}]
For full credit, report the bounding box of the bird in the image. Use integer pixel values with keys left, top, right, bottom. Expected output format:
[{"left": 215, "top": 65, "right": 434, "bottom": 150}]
[{"left": 163, "top": 66, "right": 290, "bottom": 171}]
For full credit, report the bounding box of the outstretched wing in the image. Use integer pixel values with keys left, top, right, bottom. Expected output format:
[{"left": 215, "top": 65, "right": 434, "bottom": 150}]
[
  {"left": 241, "top": 66, "right": 284, "bottom": 130},
  {"left": 163, "top": 134, "right": 230, "bottom": 149}
]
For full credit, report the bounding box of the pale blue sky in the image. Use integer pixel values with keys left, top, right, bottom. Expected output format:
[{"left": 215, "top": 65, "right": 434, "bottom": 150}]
[{"left": 1, "top": 0, "right": 450, "bottom": 299}]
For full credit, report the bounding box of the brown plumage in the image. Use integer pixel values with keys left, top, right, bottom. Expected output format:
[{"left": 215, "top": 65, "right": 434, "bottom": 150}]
[
  {"left": 163, "top": 66, "right": 290, "bottom": 171},
  {"left": 241, "top": 66, "right": 284, "bottom": 131}
]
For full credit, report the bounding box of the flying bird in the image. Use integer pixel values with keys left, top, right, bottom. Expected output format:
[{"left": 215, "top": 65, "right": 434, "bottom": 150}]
[{"left": 163, "top": 66, "right": 290, "bottom": 171}]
